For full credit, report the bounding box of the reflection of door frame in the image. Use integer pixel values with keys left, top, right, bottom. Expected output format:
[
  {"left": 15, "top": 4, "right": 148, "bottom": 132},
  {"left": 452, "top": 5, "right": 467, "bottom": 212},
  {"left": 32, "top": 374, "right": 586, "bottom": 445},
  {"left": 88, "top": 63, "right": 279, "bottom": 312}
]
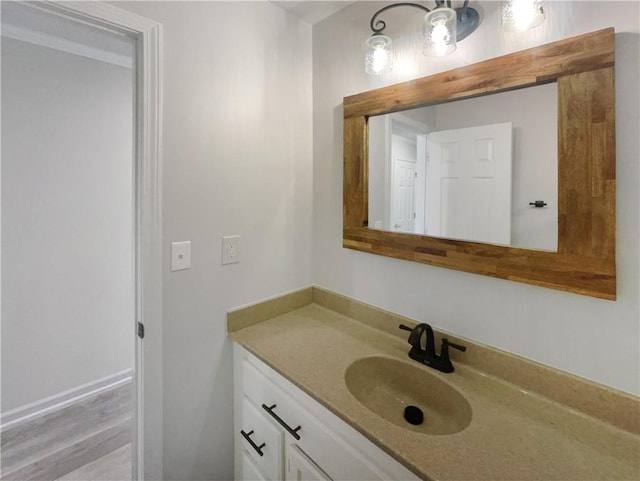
[
  {"left": 389, "top": 138, "right": 417, "bottom": 232},
  {"left": 387, "top": 115, "right": 428, "bottom": 234},
  {"left": 23, "top": 3, "right": 163, "bottom": 479}
]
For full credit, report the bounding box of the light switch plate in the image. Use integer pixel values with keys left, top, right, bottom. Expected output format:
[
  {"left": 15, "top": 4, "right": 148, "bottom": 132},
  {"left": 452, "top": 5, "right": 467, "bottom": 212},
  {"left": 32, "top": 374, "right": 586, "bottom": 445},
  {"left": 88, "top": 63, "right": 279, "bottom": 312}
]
[
  {"left": 222, "top": 235, "right": 240, "bottom": 265},
  {"left": 171, "top": 241, "right": 191, "bottom": 271}
]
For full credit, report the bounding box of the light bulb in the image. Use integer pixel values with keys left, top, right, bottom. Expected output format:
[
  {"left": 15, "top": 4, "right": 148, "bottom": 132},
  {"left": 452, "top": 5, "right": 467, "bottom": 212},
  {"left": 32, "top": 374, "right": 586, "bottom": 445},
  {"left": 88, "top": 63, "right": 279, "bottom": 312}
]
[
  {"left": 502, "top": 0, "right": 545, "bottom": 32},
  {"left": 423, "top": 8, "right": 457, "bottom": 57},
  {"left": 431, "top": 23, "right": 451, "bottom": 56},
  {"left": 365, "top": 35, "right": 393, "bottom": 75},
  {"left": 431, "top": 23, "right": 450, "bottom": 42}
]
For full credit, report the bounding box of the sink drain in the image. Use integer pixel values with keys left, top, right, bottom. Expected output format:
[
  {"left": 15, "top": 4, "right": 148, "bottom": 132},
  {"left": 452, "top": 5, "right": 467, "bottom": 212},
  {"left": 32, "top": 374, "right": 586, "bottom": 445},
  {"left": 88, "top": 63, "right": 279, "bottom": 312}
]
[{"left": 404, "top": 405, "right": 424, "bottom": 425}]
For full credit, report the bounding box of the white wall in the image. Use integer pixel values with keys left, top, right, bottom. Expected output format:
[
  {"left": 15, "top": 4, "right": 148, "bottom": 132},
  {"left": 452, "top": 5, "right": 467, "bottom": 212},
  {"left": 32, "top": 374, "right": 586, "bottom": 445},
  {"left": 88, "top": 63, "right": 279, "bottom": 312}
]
[
  {"left": 1, "top": 38, "right": 134, "bottom": 411},
  {"left": 313, "top": 1, "right": 640, "bottom": 395},
  {"left": 114, "top": 2, "right": 313, "bottom": 479}
]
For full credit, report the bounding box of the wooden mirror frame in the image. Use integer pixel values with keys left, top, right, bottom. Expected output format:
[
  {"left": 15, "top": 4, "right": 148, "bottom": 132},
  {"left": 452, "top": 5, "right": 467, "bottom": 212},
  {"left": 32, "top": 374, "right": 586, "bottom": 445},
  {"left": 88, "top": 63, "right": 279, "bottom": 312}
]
[{"left": 343, "top": 28, "right": 616, "bottom": 300}]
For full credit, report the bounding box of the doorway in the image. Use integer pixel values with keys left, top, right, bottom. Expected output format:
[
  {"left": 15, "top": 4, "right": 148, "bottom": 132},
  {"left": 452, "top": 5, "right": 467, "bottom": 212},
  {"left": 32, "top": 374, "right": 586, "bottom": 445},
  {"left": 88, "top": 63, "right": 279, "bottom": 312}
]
[
  {"left": 388, "top": 117, "right": 428, "bottom": 235},
  {"left": 0, "top": 2, "right": 162, "bottom": 480}
]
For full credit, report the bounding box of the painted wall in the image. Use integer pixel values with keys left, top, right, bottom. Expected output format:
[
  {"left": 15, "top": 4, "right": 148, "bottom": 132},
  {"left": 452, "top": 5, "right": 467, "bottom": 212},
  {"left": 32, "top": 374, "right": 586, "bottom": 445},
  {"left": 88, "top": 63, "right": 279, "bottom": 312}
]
[
  {"left": 313, "top": 1, "right": 640, "bottom": 395},
  {"left": 114, "top": 2, "right": 313, "bottom": 480},
  {"left": 1, "top": 38, "right": 134, "bottom": 411}
]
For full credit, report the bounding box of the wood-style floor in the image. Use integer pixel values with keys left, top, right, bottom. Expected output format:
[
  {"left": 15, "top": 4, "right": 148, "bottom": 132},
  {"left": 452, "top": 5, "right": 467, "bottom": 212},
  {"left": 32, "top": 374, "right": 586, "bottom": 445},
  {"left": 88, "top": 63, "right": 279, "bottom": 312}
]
[
  {"left": 1, "top": 382, "right": 132, "bottom": 481},
  {"left": 56, "top": 444, "right": 131, "bottom": 481}
]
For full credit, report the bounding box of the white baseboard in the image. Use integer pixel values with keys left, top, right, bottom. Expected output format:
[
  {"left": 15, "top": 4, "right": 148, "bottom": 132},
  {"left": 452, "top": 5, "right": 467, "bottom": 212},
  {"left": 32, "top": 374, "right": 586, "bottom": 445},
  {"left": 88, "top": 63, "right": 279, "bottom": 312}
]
[{"left": 0, "top": 369, "right": 133, "bottom": 432}]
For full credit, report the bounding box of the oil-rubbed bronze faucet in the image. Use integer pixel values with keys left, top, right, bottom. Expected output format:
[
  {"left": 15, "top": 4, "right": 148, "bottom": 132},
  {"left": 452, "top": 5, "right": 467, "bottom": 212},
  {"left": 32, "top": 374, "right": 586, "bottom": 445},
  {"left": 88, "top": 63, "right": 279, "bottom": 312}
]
[{"left": 399, "top": 323, "right": 466, "bottom": 373}]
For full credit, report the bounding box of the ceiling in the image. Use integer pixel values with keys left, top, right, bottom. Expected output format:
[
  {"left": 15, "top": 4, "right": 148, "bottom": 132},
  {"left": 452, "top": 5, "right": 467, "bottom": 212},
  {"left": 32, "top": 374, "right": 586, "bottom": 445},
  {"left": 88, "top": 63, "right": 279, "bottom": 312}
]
[{"left": 270, "top": 1, "right": 357, "bottom": 25}]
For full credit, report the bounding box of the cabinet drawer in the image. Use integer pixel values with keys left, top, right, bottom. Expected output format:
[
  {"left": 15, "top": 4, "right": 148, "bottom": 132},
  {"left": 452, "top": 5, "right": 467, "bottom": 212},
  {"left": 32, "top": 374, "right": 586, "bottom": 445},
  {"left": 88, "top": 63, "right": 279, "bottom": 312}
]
[
  {"left": 244, "top": 359, "right": 306, "bottom": 441},
  {"left": 240, "top": 399, "right": 283, "bottom": 481},
  {"left": 244, "top": 357, "right": 275, "bottom": 407}
]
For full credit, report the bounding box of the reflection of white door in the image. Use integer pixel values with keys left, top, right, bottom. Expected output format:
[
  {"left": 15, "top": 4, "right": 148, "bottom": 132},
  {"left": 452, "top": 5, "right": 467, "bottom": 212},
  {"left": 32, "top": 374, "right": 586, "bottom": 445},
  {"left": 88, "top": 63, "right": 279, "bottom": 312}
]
[
  {"left": 426, "top": 123, "right": 512, "bottom": 244},
  {"left": 390, "top": 135, "right": 417, "bottom": 233}
]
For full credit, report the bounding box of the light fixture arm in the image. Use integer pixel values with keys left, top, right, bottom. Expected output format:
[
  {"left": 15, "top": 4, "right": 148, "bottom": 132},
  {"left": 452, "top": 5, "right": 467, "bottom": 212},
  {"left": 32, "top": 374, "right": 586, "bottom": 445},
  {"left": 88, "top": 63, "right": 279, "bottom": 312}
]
[
  {"left": 458, "top": 0, "right": 470, "bottom": 21},
  {"left": 368, "top": 1, "right": 479, "bottom": 42},
  {"left": 369, "top": 3, "right": 431, "bottom": 35}
]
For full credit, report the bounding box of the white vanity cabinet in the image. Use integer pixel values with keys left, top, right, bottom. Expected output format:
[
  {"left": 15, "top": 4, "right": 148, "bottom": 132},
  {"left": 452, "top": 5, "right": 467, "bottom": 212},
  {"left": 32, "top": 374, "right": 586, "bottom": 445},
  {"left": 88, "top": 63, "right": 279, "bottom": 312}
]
[
  {"left": 233, "top": 344, "right": 420, "bottom": 481},
  {"left": 284, "top": 443, "right": 331, "bottom": 481}
]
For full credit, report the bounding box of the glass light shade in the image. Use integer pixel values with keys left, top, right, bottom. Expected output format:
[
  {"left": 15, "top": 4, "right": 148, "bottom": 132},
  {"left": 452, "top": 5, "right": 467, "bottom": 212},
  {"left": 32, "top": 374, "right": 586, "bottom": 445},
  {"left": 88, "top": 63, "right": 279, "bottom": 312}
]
[
  {"left": 501, "top": 0, "right": 545, "bottom": 32},
  {"left": 365, "top": 35, "right": 393, "bottom": 75},
  {"left": 423, "top": 8, "right": 457, "bottom": 57}
]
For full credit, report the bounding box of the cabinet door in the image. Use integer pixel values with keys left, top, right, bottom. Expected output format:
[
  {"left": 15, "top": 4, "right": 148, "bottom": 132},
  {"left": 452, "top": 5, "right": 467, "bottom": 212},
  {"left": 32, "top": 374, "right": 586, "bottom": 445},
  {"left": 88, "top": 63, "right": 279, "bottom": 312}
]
[
  {"left": 241, "top": 451, "right": 268, "bottom": 481},
  {"left": 285, "top": 444, "right": 331, "bottom": 481}
]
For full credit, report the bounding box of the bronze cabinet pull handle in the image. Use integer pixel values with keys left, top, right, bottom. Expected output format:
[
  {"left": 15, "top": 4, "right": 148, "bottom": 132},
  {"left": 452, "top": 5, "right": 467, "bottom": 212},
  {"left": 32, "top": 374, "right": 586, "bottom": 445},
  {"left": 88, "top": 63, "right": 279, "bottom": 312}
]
[
  {"left": 261, "top": 404, "right": 301, "bottom": 440},
  {"left": 240, "top": 429, "right": 265, "bottom": 456}
]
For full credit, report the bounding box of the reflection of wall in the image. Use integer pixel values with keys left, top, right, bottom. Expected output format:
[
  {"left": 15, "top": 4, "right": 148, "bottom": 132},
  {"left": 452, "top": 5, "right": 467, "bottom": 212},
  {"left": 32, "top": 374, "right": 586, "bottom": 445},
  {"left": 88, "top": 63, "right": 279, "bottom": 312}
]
[
  {"left": 314, "top": 1, "right": 639, "bottom": 396},
  {"left": 368, "top": 115, "right": 389, "bottom": 229},
  {"left": 1, "top": 38, "right": 134, "bottom": 411},
  {"left": 433, "top": 83, "right": 558, "bottom": 250},
  {"left": 395, "top": 107, "right": 437, "bottom": 128}
]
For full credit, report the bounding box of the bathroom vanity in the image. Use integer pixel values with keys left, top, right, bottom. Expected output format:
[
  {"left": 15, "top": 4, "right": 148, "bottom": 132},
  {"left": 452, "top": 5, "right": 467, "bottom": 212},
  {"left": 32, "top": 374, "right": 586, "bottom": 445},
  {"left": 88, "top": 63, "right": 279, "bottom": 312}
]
[
  {"left": 233, "top": 344, "right": 420, "bottom": 480},
  {"left": 229, "top": 287, "right": 639, "bottom": 481}
]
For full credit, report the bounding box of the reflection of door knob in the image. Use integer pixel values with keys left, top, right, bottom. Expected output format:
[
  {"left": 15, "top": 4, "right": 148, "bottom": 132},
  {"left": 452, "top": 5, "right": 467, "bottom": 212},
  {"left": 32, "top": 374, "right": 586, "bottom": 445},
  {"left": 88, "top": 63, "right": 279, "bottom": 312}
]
[{"left": 395, "top": 224, "right": 401, "bottom": 229}]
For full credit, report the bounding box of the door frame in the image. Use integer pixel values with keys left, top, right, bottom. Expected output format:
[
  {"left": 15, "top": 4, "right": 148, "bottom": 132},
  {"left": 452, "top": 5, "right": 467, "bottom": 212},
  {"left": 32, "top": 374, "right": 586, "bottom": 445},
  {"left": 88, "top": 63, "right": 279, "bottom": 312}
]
[
  {"left": 388, "top": 115, "right": 428, "bottom": 234},
  {"left": 26, "top": 2, "right": 163, "bottom": 479},
  {"left": 389, "top": 135, "right": 417, "bottom": 233}
]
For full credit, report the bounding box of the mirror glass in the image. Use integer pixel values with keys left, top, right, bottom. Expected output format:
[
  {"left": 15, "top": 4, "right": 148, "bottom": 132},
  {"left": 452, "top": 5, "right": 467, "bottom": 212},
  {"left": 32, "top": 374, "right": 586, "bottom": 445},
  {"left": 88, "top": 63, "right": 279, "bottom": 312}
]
[{"left": 368, "top": 83, "right": 558, "bottom": 251}]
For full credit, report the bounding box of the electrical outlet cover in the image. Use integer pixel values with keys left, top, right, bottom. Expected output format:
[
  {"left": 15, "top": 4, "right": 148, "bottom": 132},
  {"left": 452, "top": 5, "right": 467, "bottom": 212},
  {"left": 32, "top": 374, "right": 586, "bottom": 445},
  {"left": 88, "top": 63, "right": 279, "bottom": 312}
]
[{"left": 222, "top": 235, "right": 240, "bottom": 265}]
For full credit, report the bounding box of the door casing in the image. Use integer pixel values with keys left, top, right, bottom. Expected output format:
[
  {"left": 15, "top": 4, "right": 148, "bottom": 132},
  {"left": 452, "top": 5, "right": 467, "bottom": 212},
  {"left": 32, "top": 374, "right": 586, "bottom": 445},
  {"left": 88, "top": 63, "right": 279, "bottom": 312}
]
[{"left": 19, "top": 3, "right": 164, "bottom": 479}]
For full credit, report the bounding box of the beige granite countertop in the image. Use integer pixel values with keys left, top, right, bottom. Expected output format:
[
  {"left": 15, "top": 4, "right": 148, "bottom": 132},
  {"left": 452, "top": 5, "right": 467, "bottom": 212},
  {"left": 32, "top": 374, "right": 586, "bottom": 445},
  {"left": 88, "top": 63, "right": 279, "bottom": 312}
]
[{"left": 228, "top": 288, "right": 640, "bottom": 481}]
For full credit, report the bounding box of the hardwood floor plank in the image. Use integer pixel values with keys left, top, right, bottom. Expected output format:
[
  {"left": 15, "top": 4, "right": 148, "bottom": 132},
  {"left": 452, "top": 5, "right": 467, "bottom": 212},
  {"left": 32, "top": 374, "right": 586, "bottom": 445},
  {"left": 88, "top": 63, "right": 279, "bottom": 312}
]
[{"left": 56, "top": 444, "right": 131, "bottom": 481}]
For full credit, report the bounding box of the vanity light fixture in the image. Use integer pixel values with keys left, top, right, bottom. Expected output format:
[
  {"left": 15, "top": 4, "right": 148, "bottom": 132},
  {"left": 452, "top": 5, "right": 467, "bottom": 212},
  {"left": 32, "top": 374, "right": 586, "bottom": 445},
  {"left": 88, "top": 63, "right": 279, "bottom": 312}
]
[
  {"left": 365, "top": 1, "right": 480, "bottom": 75},
  {"left": 365, "top": 1, "right": 547, "bottom": 75}
]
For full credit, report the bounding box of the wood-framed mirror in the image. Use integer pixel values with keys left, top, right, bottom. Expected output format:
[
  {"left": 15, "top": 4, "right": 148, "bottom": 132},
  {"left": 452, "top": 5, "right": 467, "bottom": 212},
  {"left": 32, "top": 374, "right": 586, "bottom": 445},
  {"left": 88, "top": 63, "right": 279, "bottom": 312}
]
[{"left": 343, "top": 28, "right": 616, "bottom": 300}]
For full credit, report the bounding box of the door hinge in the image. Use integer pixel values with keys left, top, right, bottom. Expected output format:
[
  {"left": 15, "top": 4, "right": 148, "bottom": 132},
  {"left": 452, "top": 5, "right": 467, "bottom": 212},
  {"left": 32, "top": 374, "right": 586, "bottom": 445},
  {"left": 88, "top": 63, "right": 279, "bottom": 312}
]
[
  {"left": 413, "top": 212, "right": 416, "bottom": 219},
  {"left": 414, "top": 172, "right": 418, "bottom": 178},
  {"left": 137, "top": 322, "right": 145, "bottom": 339}
]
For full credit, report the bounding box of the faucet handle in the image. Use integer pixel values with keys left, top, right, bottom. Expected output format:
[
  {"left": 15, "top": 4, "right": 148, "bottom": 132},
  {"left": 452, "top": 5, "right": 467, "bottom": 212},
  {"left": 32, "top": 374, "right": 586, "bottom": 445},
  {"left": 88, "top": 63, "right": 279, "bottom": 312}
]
[
  {"left": 438, "top": 338, "right": 466, "bottom": 373},
  {"left": 399, "top": 324, "right": 421, "bottom": 347},
  {"left": 442, "top": 338, "right": 466, "bottom": 352}
]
